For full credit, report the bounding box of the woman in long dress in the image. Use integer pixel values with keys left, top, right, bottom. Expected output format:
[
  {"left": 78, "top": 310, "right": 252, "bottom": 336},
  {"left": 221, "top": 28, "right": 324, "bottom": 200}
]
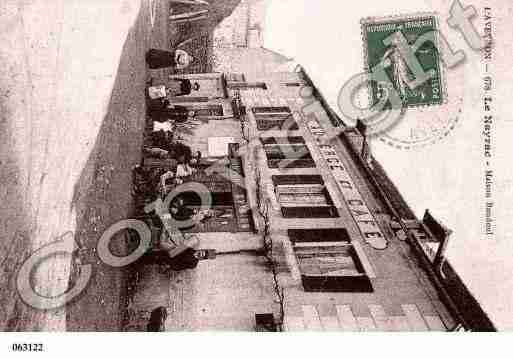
[
  {"left": 145, "top": 48, "right": 194, "bottom": 69},
  {"left": 148, "top": 100, "right": 195, "bottom": 123}
]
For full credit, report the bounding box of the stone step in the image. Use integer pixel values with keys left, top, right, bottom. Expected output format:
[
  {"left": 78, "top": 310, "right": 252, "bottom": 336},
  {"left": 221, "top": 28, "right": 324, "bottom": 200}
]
[
  {"left": 389, "top": 316, "right": 411, "bottom": 331},
  {"left": 402, "top": 304, "right": 429, "bottom": 331},
  {"left": 320, "top": 316, "right": 341, "bottom": 331},
  {"left": 335, "top": 305, "right": 359, "bottom": 331},
  {"left": 284, "top": 316, "right": 305, "bottom": 331},
  {"left": 423, "top": 315, "right": 446, "bottom": 331},
  {"left": 284, "top": 303, "right": 447, "bottom": 332},
  {"left": 355, "top": 316, "right": 377, "bottom": 331},
  {"left": 369, "top": 304, "right": 392, "bottom": 331},
  {"left": 302, "top": 305, "right": 323, "bottom": 331}
]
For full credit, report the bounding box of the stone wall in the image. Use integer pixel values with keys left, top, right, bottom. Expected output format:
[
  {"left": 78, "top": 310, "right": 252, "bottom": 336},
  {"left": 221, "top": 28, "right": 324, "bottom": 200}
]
[
  {"left": 213, "top": 47, "right": 291, "bottom": 79},
  {"left": 213, "top": 0, "right": 266, "bottom": 49},
  {"left": 168, "top": 0, "right": 243, "bottom": 74}
]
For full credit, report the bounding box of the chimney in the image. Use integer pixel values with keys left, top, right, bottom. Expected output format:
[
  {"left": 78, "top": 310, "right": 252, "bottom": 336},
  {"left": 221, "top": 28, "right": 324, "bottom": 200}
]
[{"left": 340, "top": 119, "right": 368, "bottom": 160}]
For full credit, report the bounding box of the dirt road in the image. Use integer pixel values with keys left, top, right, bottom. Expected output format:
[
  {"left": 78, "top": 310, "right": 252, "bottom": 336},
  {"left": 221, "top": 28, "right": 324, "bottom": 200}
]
[{"left": 0, "top": 0, "right": 170, "bottom": 331}]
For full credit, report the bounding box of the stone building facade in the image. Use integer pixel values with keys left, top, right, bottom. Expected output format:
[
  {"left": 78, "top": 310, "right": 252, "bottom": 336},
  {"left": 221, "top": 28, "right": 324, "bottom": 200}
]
[
  {"left": 123, "top": 44, "right": 494, "bottom": 330},
  {"left": 163, "top": 41, "right": 493, "bottom": 330},
  {"left": 222, "top": 61, "right": 454, "bottom": 331}
]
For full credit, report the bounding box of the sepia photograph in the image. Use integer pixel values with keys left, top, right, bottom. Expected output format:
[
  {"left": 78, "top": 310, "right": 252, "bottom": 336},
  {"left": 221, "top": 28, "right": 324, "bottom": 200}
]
[{"left": 0, "top": 0, "right": 512, "bottom": 356}]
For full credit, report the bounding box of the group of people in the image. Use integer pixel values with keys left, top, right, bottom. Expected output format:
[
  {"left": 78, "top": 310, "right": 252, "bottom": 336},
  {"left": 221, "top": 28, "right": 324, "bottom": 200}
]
[
  {"left": 144, "top": 47, "right": 206, "bottom": 194},
  {"left": 133, "top": 189, "right": 216, "bottom": 274},
  {"left": 144, "top": 45, "right": 202, "bottom": 133},
  {"left": 147, "top": 79, "right": 201, "bottom": 124},
  {"left": 146, "top": 47, "right": 202, "bottom": 123},
  {"left": 143, "top": 129, "right": 201, "bottom": 188},
  {"left": 130, "top": 48, "right": 214, "bottom": 272}
]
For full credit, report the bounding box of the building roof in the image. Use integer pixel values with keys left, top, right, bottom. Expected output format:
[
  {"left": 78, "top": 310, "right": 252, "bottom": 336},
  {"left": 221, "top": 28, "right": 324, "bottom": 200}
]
[
  {"left": 296, "top": 67, "right": 496, "bottom": 331},
  {"left": 296, "top": 65, "right": 346, "bottom": 127}
]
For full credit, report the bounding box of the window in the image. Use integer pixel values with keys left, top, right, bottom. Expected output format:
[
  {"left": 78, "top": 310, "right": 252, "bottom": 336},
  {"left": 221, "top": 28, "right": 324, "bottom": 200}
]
[
  {"left": 253, "top": 106, "right": 297, "bottom": 131},
  {"left": 225, "top": 73, "right": 246, "bottom": 82},
  {"left": 272, "top": 175, "right": 338, "bottom": 218},
  {"left": 264, "top": 144, "right": 310, "bottom": 159},
  {"left": 272, "top": 174, "right": 325, "bottom": 185},
  {"left": 255, "top": 117, "right": 299, "bottom": 131},
  {"left": 264, "top": 143, "right": 306, "bottom": 159},
  {"left": 277, "top": 186, "right": 328, "bottom": 206},
  {"left": 253, "top": 106, "right": 291, "bottom": 115},
  {"left": 262, "top": 138, "right": 315, "bottom": 168},
  {"left": 192, "top": 104, "right": 224, "bottom": 116},
  {"left": 170, "top": 77, "right": 224, "bottom": 99},
  {"left": 288, "top": 228, "right": 351, "bottom": 243},
  {"left": 179, "top": 161, "right": 252, "bottom": 233},
  {"left": 227, "top": 82, "right": 267, "bottom": 90},
  {"left": 260, "top": 136, "right": 305, "bottom": 145},
  {"left": 169, "top": 96, "right": 210, "bottom": 103},
  {"left": 288, "top": 229, "right": 373, "bottom": 292},
  {"left": 295, "top": 245, "right": 361, "bottom": 276}
]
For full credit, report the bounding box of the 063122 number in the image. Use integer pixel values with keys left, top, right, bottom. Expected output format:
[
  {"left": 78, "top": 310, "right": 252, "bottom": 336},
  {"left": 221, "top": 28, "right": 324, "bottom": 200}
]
[{"left": 11, "top": 343, "right": 44, "bottom": 352}]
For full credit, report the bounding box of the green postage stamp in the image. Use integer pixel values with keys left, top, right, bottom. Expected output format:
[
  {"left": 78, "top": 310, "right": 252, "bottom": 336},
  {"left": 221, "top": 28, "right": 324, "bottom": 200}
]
[{"left": 361, "top": 13, "right": 444, "bottom": 108}]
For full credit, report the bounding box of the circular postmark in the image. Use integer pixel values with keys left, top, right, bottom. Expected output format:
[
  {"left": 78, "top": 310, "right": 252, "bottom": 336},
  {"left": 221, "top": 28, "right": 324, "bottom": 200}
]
[
  {"left": 376, "top": 101, "right": 461, "bottom": 149},
  {"left": 339, "top": 72, "right": 462, "bottom": 149}
]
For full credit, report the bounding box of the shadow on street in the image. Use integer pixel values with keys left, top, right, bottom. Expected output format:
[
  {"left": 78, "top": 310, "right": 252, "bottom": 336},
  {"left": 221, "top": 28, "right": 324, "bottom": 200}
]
[{"left": 66, "top": 3, "right": 148, "bottom": 331}]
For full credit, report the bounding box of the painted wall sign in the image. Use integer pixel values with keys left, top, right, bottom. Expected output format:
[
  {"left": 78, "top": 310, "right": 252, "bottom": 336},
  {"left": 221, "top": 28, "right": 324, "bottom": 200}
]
[{"left": 306, "top": 119, "right": 388, "bottom": 250}]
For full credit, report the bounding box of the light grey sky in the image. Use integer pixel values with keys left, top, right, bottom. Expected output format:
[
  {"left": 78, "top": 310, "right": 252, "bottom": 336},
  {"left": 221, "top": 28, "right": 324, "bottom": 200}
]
[{"left": 264, "top": 0, "right": 513, "bottom": 330}]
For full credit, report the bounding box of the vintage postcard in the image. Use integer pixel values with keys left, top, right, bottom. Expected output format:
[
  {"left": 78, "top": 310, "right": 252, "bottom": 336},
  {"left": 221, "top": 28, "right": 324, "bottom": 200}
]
[{"left": 0, "top": 0, "right": 512, "bottom": 356}]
